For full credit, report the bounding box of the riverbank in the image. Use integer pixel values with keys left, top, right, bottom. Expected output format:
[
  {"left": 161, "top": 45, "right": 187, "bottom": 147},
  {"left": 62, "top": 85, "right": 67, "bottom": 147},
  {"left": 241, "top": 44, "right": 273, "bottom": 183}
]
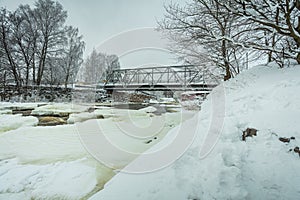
[{"left": 90, "top": 63, "right": 300, "bottom": 199}]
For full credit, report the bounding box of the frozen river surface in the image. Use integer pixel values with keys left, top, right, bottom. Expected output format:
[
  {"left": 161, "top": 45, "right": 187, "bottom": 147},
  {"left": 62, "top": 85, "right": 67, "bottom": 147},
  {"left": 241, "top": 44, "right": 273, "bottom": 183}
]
[{"left": 0, "top": 102, "right": 195, "bottom": 199}]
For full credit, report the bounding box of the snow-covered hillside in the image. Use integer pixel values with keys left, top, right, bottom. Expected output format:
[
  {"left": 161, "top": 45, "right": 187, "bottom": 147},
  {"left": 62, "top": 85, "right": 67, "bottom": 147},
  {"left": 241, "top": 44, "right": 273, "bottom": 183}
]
[{"left": 90, "top": 64, "right": 300, "bottom": 200}]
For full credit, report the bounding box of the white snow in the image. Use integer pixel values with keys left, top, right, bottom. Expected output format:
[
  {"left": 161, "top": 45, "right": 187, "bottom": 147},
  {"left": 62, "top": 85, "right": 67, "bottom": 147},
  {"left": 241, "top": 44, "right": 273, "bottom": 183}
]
[
  {"left": 0, "top": 125, "right": 88, "bottom": 163},
  {"left": 67, "top": 106, "right": 158, "bottom": 124},
  {"left": 0, "top": 158, "right": 97, "bottom": 200},
  {"left": 67, "top": 112, "right": 101, "bottom": 124},
  {"left": 0, "top": 102, "right": 42, "bottom": 111},
  {"left": 75, "top": 110, "right": 195, "bottom": 169},
  {"left": 0, "top": 114, "right": 38, "bottom": 134},
  {"left": 0, "top": 102, "right": 191, "bottom": 199},
  {"left": 0, "top": 110, "right": 12, "bottom": 115},
  {"left": 31, "top": 103, "right": 89, "bottom": 116},
  {"left": 90, "top": 64, "right": 300, "bottom": 200},
  {"left": 159, "top": 97, "right": 176, "bottom": 104},
  {"left": 138, "top": 106, "right": 157, "bottom": 113}
]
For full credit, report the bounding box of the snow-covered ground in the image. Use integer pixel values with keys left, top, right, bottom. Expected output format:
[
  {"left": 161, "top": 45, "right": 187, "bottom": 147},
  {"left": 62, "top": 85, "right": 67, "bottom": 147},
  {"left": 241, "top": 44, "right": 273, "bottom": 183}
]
[
  {"left": 1, "top": 63, "right": 299, "bottom": 200},
  {"left": 0, "top": 102, "right": 191, "bottom": 199},
  {"left": 90, "top": 64, "right": 300, "bottom": 199}
]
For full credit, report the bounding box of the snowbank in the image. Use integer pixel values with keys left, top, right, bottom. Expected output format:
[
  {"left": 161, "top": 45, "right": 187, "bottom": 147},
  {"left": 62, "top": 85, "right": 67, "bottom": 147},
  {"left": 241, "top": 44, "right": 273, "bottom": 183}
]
[{"left": 90, "top": 64, "right": 300, "bottom": 199}]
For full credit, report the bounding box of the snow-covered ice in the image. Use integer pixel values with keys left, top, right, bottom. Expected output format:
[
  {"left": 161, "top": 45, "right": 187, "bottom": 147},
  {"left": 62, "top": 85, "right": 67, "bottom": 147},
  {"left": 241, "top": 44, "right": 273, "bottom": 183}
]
[
  {"left": 31, "top": 103, "right": 89, "bottom": 116},
  {"left": 0, "top": 102, "right": 189, "bottom": 199},
  {"left": 0, "top": 102, "right": 40, "bottom": 111},
  {"left": 0, "top": 110, "right": 12, "bottom": 115},
  {"left": 0, "top": 114, "right": 38, "bottom": 134},
  {"left": 90, "top": 64, "right": 300, "bottom": 200},
  {"left": 0, "top": 158, "right": 98, "bottom": 200}
]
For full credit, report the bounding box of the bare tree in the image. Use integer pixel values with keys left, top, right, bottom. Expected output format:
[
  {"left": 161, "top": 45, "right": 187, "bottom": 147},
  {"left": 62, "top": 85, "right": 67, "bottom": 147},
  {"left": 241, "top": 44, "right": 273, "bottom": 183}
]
[
  {"left": 0, "top": 0, "right": 85, "bottom": 97},
  {"left": 12, "top": 5, "right": 38, "bottom": 86},
  {"left": 33, "top": 0, "right": 67, "bottom": 85},
  {"left": 61, "top": 26, "right": 85, "bottom": 89},
  {"left": 78, "top": 50, "right": 120, "bottom": 84},
  {"left": 0, "top": 8, "right": 22, "bottom": 89}
]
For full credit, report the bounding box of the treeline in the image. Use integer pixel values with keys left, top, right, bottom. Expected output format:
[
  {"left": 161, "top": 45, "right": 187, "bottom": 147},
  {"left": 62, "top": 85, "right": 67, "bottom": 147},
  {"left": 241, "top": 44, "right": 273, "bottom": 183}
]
[
  {"left": 0, "top": 0, "right": 85, "bottom": 90},
  {"left": 159, "top": 0, "right": 300, "bottom": 80}
]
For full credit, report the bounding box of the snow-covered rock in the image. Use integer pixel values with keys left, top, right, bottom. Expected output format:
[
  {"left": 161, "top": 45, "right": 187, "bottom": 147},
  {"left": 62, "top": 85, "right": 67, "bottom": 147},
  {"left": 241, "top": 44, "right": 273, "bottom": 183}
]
[
  {"left": 139, "top": 106, "right": 157, "bottom": 113},
  {"left": 159, "top": 97, "right": 176, "bottom": 104},
  {"left": 31, "top": 103, "right": 89, "bottom": 116},
  {"left": 90, "top": 64, "right": 300, "bottom": 200},
  {"left": 67, "top": 112, "right": 103, "bottom": 124}
]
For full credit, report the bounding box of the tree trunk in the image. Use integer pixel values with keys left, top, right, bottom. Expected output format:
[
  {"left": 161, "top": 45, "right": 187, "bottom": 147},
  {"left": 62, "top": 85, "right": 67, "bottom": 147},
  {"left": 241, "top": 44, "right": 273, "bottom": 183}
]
[
  {"left": 37, "top": 39, "right": 48, "bottom": 86},
  {"left": 64, "top": 73, "right": 69, "bottom": 90},
  {"left": 221, "top": 38, "right": 231, "bottom": 81},
  {"left": 32, "top": 54, "right": 36, "bottom": 85},
  {"left": 224, "top": 63, "right": 231, "bottom": 81}
]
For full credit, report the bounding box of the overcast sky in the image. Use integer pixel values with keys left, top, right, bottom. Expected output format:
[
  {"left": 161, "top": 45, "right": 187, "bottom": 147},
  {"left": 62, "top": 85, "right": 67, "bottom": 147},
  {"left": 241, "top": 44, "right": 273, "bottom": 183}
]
[{"left": 1, "top": 0, "right": 184, "bottom": 68}]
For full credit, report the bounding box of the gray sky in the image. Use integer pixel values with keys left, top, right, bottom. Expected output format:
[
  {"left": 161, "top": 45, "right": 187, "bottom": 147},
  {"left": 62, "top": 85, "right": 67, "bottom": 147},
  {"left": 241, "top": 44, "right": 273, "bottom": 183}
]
[{"left": 1, "top": 0, "right": 183, "bottom": 68}]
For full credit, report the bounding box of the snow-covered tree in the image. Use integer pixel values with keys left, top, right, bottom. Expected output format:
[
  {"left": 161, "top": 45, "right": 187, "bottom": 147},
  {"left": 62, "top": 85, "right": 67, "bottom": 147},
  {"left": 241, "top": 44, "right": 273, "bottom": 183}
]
[
  {"left": 33, "top": 0, "right": 67, "bottom": 86},
  {"left": 158, "top": 0, "right": 254, "bottom": 80},
  {"left": 0, "top": 0, "right": 85, "bottom": 90},
  {"left": 0, "top": 8, "right": 22, "bottom": 88},
  {"left": 219, "top": 0, "right": 300, "bottom": 64},
  {"left": 61, "top": 26, "right": 85, "bottom": 89},
  {"left": 79, "top": 49, "right": 120, "bottom": 84}
]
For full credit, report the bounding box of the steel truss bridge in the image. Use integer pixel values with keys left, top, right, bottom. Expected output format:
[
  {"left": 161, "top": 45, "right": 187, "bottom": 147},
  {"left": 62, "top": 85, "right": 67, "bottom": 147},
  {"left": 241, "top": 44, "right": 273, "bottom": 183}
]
[{"left": 104, "top": 65, "right": 219, "bottom": 92}]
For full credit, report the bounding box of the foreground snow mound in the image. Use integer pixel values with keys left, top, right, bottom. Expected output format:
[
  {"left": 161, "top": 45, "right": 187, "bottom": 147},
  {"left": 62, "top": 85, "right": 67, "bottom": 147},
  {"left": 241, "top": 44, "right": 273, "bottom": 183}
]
[
  {"left": 90, "top": 65, "right": 300, "bottom": 200},
  {"left": 0, "top": 124, "right": 115, "bottom": 199},
  {"left": 0, "top": 158, "right": 97, "bottom": 200}
]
